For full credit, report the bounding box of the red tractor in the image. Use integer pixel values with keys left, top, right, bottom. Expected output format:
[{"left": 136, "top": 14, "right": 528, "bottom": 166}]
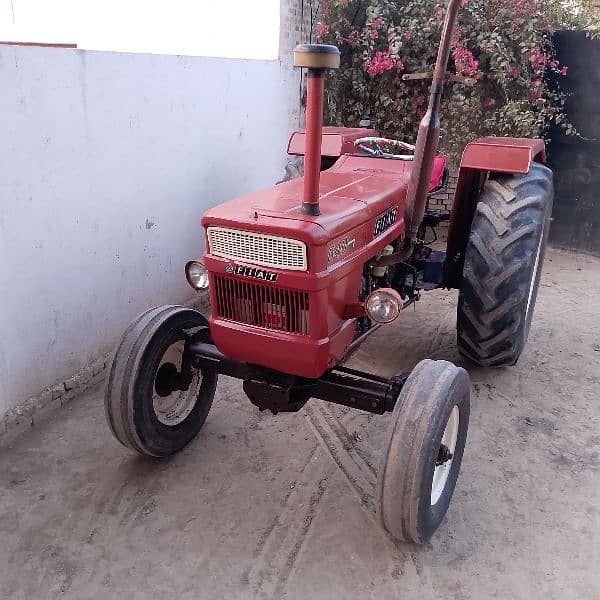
[{"left": 105, "top": 0, "right": 553, "bottom": 544}]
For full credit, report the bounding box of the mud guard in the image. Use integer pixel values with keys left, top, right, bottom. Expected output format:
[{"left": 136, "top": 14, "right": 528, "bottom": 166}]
[{"left": 443, "top": 137, "right": 547, "bottom": 289}]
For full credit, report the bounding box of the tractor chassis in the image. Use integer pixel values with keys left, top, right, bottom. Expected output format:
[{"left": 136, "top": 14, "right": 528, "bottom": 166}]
[{"left": 158, "top": 327, "right": 407, "bottom": 416}]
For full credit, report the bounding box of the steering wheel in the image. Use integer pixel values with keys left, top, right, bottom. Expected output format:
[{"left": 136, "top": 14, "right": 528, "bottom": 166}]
[{"left": 354, "top": 137, "right": 415, "bottom": 160}]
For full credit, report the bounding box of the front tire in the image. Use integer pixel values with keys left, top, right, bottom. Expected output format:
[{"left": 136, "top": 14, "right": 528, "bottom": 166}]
[
  {"left": 377, "top": 360, "right": 470, "bottom": 544},
  {"left": 105, "top": 305, "right": 218, "bottom": 457},
  {"left": 457, "top": 162, "right": 553, "bottom": 366}
]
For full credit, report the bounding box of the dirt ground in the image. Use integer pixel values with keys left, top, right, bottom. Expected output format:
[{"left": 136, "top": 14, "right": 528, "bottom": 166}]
[{"left": 1, "top": 247, "right": 599, "bottom": 600}]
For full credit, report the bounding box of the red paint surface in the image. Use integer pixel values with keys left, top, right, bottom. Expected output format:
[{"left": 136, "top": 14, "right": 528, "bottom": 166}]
[
  {"left": 429, "top": 155, "right": 447, "bottom": 191},
  {"left": 302, "top": 75, "right": 325, "bottom": 207},
  {"left": 288, "top": 127, "right": 379, "bottom": 157},
  {"left": 202, "top": 146, "right": 448, "bottom": 378},
  {"left": 460, "top": 137, "right": 546, "bottom": 173}
]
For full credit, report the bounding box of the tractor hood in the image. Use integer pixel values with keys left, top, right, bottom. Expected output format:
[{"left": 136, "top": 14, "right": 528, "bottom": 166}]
[{"left": 201, "top": 154, "right": 425, "bottom": 243}]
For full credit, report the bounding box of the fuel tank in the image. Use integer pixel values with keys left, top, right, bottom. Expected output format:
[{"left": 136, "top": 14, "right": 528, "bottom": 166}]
[{"left": 201, "top": 154, "right": 444, "bottom": 378}]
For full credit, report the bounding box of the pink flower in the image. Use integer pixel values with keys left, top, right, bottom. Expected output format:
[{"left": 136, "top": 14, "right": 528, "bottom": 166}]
[
  {"left": 346, "top": 31, "right": 360, "bottom": 46},
  {"left": 483, "top": 97, "right": 494, "bottom": 107},
  {"left": 529, "top": 83, "right": 543, "bottom": 103},
  {"left": 508, "top": 67, "right": 520, "bottom": 78},
  {"left": 363, "top": 51, "right": 400, "bottom": 77},
  {"left": 529, "top": 48, "right": 553, "bottom": 72},
  {"left": 452, "top": 43, "right": 480, "bottom": 78},
  {"left": 315, "top": 22, "right": 330, "bottom": 41},
  {"left": 502, "top": 0, "right": 535, "bottom": 17},
  {"left": 561, "top": 66, "right": 568, "bottom": 76}
]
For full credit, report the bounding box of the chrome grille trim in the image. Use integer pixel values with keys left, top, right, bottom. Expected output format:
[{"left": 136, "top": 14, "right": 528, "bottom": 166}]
[
  {"left": 213, "top": 275, "right": 310, "bottom": 335},
  {"left": 207, "top": 227, "right": 308, "bottom": 271}
]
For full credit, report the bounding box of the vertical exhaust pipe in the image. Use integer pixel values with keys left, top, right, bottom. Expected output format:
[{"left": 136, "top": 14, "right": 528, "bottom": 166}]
[
  {"left": 404, "top": 0, "right": 462, "bottom": 240},
  {"left": 293, "top": 44, "right": 340, "bottom": 216}
]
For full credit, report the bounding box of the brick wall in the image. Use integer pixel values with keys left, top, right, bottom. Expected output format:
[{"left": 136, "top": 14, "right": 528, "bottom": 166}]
[
  {"left": 279, "top": 0, "right": 319, "bottom": 128},
  {"left": 279, "top": 0, "right": 315, "bottom": 57},
  {"left": 427, "top": 172, "right": 458, "bottom": 239}
]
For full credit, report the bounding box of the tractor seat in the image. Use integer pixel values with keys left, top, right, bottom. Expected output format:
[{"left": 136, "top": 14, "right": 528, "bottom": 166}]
[{"left": 428, "top": 155, "right": 448, "bottom": 194}]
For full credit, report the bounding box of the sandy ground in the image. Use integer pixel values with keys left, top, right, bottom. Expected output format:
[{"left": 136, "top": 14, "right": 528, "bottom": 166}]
[{"left": 0, "top": 247, "right": 599, "bottom": 600}]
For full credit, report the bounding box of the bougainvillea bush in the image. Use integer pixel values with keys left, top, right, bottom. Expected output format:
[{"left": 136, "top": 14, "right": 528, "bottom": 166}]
[{"left": 316, "top": 0, "right": 597, "bottom": 163}]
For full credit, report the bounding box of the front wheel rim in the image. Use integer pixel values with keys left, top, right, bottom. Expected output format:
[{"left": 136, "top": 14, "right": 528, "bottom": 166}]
[
  {"left": 152, "top": 341, "right": 201, "bottom": 426},
  {"left": 431, "top": 406, "right": 460, "bottom": 506}
]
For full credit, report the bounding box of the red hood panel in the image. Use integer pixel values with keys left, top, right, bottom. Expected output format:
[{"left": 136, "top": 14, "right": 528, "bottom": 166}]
[
  {"left": 202, "top": 155, "right": 417, "bottom": 238},
  {"left": 202, "top": 153, "right": 446, "bottom": 240}
]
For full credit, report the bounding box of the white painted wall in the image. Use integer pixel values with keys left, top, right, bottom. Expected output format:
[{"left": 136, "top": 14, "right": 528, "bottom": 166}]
[{"left": 0, "top": 45, "right": 300, "bottom": 418}]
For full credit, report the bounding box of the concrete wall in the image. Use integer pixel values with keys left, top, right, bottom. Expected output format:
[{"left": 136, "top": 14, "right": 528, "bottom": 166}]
[{"left": 0, "top": 44, "right": 301, "bottom": 421}]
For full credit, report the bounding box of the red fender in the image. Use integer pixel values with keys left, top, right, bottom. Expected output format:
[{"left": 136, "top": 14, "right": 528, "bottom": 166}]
[{"left": 444, "top": 137, "right": 547, "bottom": 288}]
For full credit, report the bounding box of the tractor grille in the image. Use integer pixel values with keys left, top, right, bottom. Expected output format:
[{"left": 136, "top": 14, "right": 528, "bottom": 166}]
[
  {"left": 213, "top": 275, "right": 310, "bottom": 335},
  {"left": 207, "top": 227, "right": 308, "bottom": 271}
]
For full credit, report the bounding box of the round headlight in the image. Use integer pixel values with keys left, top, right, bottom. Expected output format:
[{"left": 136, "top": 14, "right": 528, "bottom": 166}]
[
  {"left": 185, "top": 261, "right": 209, "bottom": 290},
  {"left": 365, "top": 288, "right": 402, "bottom": 324}
]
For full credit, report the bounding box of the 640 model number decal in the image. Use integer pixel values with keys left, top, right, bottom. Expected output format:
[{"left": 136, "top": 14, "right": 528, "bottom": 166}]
[
  {"left": 373, "top": 207, "right": 398, "bottom": 238},
  {"left": 226, "top": 264, "right": 278, "bottom": 282}
]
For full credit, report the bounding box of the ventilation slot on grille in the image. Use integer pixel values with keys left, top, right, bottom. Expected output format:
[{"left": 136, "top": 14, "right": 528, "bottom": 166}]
[
  {"left": 207, "top": 227, "right": 308, "bottom": 271},
  {"left": 213, "top": 275, "right": 310, "bottom": 335}
]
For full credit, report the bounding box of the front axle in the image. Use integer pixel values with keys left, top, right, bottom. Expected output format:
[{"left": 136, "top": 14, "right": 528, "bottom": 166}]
[{"left": 189, "top": 340, "right": 405, "bottom": 415}]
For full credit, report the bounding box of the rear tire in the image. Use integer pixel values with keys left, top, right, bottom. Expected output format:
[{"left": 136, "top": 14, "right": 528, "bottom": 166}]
[
  {"left": 457, "top": 162, "right": 553, "bottom": 366},
  {"left": 105, "top": 306, "right": 218, "bottom": 457},
  {"left": 377, "top": 359, "right": 470, "bottom": 544}
]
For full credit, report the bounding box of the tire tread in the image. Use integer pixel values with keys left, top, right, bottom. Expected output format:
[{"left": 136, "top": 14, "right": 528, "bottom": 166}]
[
  {"left": 104, "top": 305, "right": 214, "bottom": 456},
  {"left": 457, "top": 162, "right": 553, "bottom": 366},
  {"left": 377, "top": 359, "right": 470, "bottom": 544}
]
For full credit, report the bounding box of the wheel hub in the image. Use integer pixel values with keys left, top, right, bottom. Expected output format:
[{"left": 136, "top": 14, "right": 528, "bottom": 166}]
[
  {"left": 436, "top": 444, "right": 454, "bottom": 466},
  {"left": 154, "top": 362, "right": 180, "bottom": 397},
  {"left": 431, "top": 405, "right": 460, "bottom": 505}
]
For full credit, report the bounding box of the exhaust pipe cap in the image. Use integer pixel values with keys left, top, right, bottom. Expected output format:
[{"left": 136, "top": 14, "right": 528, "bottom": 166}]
[{"left": 294, "top": 44, "right": 340, "bottom": 70}]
